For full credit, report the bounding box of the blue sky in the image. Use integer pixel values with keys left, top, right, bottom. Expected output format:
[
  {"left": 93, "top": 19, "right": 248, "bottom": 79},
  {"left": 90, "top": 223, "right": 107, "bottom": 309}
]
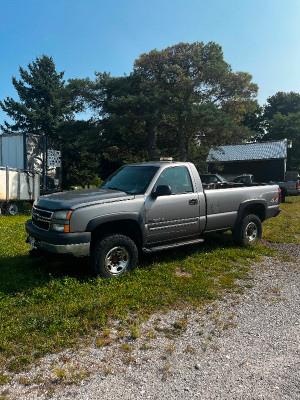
[{"left": 1, "top": 0, "right": 300, "bottom": 125}]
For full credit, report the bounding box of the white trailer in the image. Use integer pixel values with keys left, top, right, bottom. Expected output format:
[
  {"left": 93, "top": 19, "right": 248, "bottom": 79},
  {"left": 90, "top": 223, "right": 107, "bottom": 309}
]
[
  {"left": 0, "top": 166, "right": 40, "bottom": 215},
  {"left": 0, "top": 132, "right": 62, "bottom": 195}
]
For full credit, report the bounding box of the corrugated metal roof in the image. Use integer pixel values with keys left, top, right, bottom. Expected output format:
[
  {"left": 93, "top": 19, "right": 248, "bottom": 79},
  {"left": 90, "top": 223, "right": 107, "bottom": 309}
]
[{"left": 206, "top": 140, "right": 288, "bottom": 163}]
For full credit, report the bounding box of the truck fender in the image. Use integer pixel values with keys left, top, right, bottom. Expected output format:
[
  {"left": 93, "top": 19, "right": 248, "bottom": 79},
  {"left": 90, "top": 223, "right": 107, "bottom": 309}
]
[
  {"left": 85, "top": 212, "right": 146, "bottom": 247},
  {"left": 234, "top": 199, "right": 267, "bottom": 229}
]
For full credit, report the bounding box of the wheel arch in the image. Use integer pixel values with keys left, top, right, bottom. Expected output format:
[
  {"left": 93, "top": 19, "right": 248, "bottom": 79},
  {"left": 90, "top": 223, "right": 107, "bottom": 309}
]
[
  {"left": 235, "top": 200, "right": 267, "bottom": 229},
  {"left": 87, "top": 216, "right": 145, "bottom": 249}
]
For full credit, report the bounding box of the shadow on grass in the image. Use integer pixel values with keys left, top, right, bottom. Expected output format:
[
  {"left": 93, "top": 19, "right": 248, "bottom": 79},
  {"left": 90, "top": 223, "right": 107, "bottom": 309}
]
[
  {"left": 0, "top": 231, "right": 236, "bottom": 295},
  {"left": 0, "top": 253, "right": 90, "bottom": 295},
  {"left": 139, "top": 231, "right": 236, "bottom": 267}
]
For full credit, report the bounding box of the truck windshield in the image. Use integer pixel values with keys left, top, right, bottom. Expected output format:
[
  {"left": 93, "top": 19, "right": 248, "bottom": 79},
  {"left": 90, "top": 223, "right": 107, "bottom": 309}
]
[{"left": 101, "top": 166, "right": 159, "bottom": 195}]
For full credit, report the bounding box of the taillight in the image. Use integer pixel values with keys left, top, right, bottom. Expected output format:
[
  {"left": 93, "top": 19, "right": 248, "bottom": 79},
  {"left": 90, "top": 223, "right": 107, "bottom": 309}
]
[
  {"left": 297, "top": 181, "right": 300, "bottom": 190},
  {"left": 278, "top": 188, "right": 282, "bottom": 203}
]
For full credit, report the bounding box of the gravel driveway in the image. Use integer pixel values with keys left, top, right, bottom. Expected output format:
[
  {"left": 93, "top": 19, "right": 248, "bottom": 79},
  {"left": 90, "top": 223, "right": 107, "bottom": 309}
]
[{"left": 3, "top": 246, "right": 300, "bottom": 400}]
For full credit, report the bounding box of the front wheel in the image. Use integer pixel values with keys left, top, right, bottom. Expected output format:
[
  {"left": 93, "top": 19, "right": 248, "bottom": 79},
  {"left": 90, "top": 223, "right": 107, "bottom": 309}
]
[
  {"left": 232, "top": 214, "right": 262, "bottom": 247},
  {"left": 90, "top": 234, "right": 138, "bottom": 278}
]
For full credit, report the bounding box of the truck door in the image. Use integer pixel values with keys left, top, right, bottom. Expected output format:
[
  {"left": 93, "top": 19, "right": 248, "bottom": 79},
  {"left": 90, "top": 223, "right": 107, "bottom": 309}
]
[{"left": 145, "top": 166, "right": 200, "bottom": 244}]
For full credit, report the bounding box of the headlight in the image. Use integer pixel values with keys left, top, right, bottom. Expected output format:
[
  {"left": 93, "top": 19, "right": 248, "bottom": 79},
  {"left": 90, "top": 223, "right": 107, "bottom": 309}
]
[
  {"left": 51, "top": 223, "right": 67, "bottom": 232},
  {"left": 51, "top": 210, "right": 72, "bottom": 233},
  {"left": 52, "top": 210, "right": 72, "bottom": 220}
]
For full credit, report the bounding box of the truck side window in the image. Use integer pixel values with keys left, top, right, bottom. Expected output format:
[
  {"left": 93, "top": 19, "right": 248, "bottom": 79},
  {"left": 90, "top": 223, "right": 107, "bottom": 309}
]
[{"left": 154, "top": 166, "right": 194, "bottom": 194}]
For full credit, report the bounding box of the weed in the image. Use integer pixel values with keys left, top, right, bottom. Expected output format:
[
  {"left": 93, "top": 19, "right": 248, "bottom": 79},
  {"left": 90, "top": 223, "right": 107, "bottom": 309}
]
[
  {"left": 96, "top": 338, "right": 105, "bottom": 347},
  {"left": 67, "top": 365, "right": 90, "bottom": 384},
  {"left": 123, "top": 355, "right": 135, "bottom": 365},
  {"left": 223, "top": 322, "right": 237, "bottom": 330},
  {"left": 53, "top": 367, "right": 67, "bottom": 382},
  {"left": 129, "top": 321, "right": 141, "bottom": 339},
  {"left": 173, "top": 318, "right": 188, "bottom": 332},
  {"left": 103, "top": 366, "right": 112, "bottom": 376},
  {"left": 140, "top": 343, "right": 155, "bottom": 351},
  {"left": 118, "top": 330, "right": 126, "bottom": 339},
  {"left": 210, "top": 344, "right": 219, "bottom": 351},
  {"left": 147, "top": 328, "right": 156, "bottom": 339},
  {"left": 166, "top": 344, "right": 176, "bottom": 354},
  {"left": 163, "top": 361, "right": 170, "bottom": 371},
  {"left": 184, "top": 344, "right": 196, "bottom": 355},
  {"left": 0, "top": 375, "right": 9, "bottom": 386},
  {"left": 18, "top": 377, "right": 32, "bottom": 386},
  {"left": 96, "top": 336, "right": 114, "bottom": 347},
  {"left": 121, "top": 343, "right": 133, "bottom": 353},
  {"left": 162, "top": 361, "right": 171, "bottom": 381}
]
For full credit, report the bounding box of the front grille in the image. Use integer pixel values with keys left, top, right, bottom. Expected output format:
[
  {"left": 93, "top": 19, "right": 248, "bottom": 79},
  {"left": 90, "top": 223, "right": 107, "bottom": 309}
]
[{"left": 32, "top": 206, "right": 53, "bottom": 231}]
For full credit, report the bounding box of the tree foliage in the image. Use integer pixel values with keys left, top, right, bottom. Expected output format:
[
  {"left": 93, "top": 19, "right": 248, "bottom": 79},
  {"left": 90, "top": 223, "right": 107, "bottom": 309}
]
[
  {"left": 134, "top": 42, "right": 258, "bottom": 161},
  {"left": 0, "top": 45, "right": 269, "bottom": 186},
  {"left": 263, "top": 91, "right": 300, "bottom": 120},
  {"left": 261, "top": 92, "right": 300, "bottom": 170},
  {"left": 0, "top": 55, "right": 73, "bottom": 138},
  {"left": 58, "top": 120, "right": 102, "bottom": 189},
  {"left": 87, "top": 42, "right": 258, "bottom": 166}
]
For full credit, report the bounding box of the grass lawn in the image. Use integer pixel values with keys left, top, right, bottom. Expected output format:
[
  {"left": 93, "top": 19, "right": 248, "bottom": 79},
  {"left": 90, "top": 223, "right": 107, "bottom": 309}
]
[{"left": 0, "top": 196, "right": 299, "bottom": 373}]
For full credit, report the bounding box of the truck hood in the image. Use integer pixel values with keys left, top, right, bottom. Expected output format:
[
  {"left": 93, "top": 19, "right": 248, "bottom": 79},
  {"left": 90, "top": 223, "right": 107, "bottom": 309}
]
[{"left": 37, "top": 188, "right": 134, "bottom": 210}]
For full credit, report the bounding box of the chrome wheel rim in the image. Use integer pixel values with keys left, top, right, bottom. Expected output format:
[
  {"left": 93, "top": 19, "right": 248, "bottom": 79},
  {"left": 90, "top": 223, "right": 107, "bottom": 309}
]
[
  {"left": 245, "top": 222, "right": 258, "bottom": 242},
  {"left": 104, "top": 246, "right": 130, "bottom": 275}
]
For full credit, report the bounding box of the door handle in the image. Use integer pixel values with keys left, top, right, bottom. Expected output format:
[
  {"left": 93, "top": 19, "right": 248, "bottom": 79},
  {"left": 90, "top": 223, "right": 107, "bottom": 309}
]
[{"left": 189, "top": 199, "right": 198, "bottom": 205}]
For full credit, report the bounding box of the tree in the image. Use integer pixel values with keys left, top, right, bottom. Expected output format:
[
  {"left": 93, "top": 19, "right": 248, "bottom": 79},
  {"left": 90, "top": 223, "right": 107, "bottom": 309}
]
[
  {"left": 263, "top": 91, "right": 300, "bottom": 120},
  {"left": 241, "top": 100, "right": 264, "bottom": 140},
  {"left": 0, "top": 55, "right": 73, "bottom": 138},
  {"left": 82, "top": 71, "right": 168, "bottom": 163},
  {"left": 86, "top": 42, "right": 258, "bottom": 165},
  {"left": 262, "top": 92, "right": 300, "bottom": 171},
  {"left": 133, "top": 42, "right": 258, "bottom": 161},
  {"left": 58, "top": 120, "right": 102, "bottom": 189}
]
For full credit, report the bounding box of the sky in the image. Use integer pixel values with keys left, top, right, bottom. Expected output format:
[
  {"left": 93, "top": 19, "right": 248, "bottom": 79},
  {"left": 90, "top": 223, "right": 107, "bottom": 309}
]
[{"left": 1, "top": 0, "right": 300, "bottom": 125}]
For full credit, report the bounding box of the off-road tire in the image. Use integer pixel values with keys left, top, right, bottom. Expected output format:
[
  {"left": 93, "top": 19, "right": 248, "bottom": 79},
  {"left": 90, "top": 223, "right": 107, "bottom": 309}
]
[
  {"left": 90, "top": 234, "right": 138, "bottom": 278},
  {"left": 232, "top": 214, "right": 262, "bottom": 247}
]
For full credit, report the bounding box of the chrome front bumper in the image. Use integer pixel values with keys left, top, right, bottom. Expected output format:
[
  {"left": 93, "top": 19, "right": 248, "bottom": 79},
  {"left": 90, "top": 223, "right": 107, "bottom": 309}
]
[
  {"left": 27, "top": 236, "right": 90, "bottom": 256},
  {"left": 25, "top": 220, "right": 91, "bottom": 257}
]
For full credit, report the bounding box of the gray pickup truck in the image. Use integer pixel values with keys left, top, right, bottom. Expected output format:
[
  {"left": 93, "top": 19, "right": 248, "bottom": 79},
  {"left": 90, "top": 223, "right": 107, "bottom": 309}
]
[
  {"left": 26, "top": 161, "right": 281, "bottom": 278},
  {"left": 231, "top": 174, "right": 300, "bottom": 202}
]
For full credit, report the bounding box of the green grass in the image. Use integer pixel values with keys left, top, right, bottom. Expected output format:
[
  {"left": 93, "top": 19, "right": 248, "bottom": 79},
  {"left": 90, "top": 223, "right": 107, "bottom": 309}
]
[
  {"left": 263, "top": 196, "right": 300, "bottom": 244},
  {"left": 0, "top": 197, "right": 298, "bottom": 372}
]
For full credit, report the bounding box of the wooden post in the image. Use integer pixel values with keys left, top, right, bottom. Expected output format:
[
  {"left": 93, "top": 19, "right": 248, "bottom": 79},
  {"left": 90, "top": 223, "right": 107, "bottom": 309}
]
[
  {"left": 6, "top": 166, "right": 9, "bottom": 201},
  {"left": 32, "top": 170, "right": 35, "bottom": 200},
  {"left": 17, "top": 168, "right": 21, "bottom": 200}
]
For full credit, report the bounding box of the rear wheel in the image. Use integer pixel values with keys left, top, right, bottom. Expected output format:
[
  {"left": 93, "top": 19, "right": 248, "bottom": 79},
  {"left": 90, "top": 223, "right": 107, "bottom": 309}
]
[
  {"left": 233, "top": 214, "right": 262, "bottom": 247},
  {"left": 1, "top": 202, "right": 19, "bottom": 215},
  {"left": 6, "top": 203, "right": 19, "bottom": 216},
  {"left": 90, "top": 234, "right": 138, "bottom": 278}
]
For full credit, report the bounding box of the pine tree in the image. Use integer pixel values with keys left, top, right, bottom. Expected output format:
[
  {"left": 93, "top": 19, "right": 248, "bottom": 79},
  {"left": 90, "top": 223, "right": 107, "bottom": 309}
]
[{"left": 0, "top": 55, "right": 73, "bottom": 138}]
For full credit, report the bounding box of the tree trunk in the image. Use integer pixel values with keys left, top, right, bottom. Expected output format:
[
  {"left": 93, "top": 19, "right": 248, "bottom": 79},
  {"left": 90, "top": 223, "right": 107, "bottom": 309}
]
[
  {"left": 178, "top": 136, "right": 187, "bottom": 161},
  {"left": 146, "top": 121, "right": 158, "bottom": 160}
]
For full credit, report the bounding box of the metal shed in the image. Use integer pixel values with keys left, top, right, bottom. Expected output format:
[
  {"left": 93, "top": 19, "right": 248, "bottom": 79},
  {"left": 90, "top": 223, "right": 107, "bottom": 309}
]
[{"left": 206, "top": 139, "right": 288, "bottom": 182}]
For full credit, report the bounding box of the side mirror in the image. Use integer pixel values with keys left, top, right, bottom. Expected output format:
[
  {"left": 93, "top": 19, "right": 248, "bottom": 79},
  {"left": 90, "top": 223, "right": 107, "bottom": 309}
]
[{"left": 152, "top": 185, "right": 172, "bottom": 198}]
